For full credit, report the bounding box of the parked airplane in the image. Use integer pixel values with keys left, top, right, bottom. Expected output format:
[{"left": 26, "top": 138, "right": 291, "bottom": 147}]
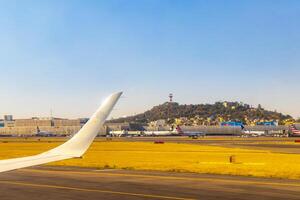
[
  {"left": 175, "top": 126, "right": 205, "bottom": 138},
  {"left": 36, "top": 127, "right": 57, "bottom": 137},
  {"left": 133, "top": 125, "right": 205, "bottom": 137},
  {"left": 240, "top": 124, "right": 266, "bottom": 137},
  {"left": 109, "top": 130, "right": 143, "bottom": 137},
  {"left": 0, "top": 92, "right": 122, "bottom": 173},
  {"left": 109, "top": 127, "right": 180, "bottom": 137},
  {"left": 36, "top": 131, "right": 57, "bottom": 137},
  {"left": 241, "top": 130, "right": 266, "bottom": 137},
  {"left": 109, "top": 125, "right": 205, "bottom": 138},
  {"left": 143, "top": 127, "right": 179, "bottom": 136},
  {"left": 289, "top": 124, "right": 300, "bottom": 137}
]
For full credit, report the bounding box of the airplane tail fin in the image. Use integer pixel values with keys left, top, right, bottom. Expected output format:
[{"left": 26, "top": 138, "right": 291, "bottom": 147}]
[
  {"left": 175, "top": 125, "right": 184, "bottom": 135},
  {"left": 289, "top": 124, "right": 300, "bottom": 136},
  {"left": 241, "top": 124, "right": 245, "bottom": 130}
]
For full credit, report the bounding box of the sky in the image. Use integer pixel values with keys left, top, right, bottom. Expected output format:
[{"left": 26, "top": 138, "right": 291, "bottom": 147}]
[{"left": 0, "top": 0, "right": 299, "bottom": 119}]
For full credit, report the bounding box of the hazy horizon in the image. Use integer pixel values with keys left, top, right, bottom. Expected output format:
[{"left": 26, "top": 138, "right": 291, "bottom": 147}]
[{"left": 0, "top": 0, "right": 299, "bottom": 119}]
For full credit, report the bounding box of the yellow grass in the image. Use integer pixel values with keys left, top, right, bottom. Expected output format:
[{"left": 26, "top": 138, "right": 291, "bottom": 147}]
[{"left": 1, "top": 139, "right": 300, "bottom": 179}]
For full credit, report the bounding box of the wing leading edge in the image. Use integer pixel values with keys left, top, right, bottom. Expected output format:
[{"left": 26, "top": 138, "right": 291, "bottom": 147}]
[{"left": 0, "top": 92, "right": 122, "bottom": 173}]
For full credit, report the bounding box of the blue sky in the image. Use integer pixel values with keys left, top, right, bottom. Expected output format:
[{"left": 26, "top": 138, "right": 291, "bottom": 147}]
[{"left": 0, "top": 0, "right": 299, "bottom": 119}]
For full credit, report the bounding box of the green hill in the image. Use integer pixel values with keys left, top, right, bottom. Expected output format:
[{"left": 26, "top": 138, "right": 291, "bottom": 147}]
[{"left": 110, "top": 101, "right": 293, "bottom": 125}]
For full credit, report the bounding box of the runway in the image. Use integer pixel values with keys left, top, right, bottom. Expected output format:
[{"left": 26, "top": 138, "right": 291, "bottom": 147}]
[{"left": 1, "top": 166, "right": 300, "bottom": 200}]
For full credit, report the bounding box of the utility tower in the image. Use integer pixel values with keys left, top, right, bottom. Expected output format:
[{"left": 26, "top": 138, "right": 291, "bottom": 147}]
[{"left": 169, "top": 93, "right": 173, "bottom": 102}]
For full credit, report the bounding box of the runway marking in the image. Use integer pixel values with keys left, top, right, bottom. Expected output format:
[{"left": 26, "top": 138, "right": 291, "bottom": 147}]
[
  {"left": 20, "top": 168, "right": 300, "bottom": 188},
  {"left": 0, "top": 180, "right": 195, "bottom": 200}
]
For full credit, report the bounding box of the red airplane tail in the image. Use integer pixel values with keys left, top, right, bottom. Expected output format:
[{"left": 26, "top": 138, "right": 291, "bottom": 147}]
[
  {"left": 289, "top": 124, "right": 300, "bottom": 136},
  {"left": 175, "top": 125, "right": 184, "bottom": 135}
]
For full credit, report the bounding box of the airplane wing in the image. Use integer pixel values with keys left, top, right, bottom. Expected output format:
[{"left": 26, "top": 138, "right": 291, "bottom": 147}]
[{"left": 0, "top": 92, "right": 122, "bottom": 173}]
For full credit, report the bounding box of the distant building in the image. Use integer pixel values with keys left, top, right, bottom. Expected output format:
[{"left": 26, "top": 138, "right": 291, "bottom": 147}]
[
  {"left": 52, "top": 119, "right": 80, "bottom": 127},
  {"left": 104, "top": 122, "right": 130, "bottom": 131},
  {"left": 103, "top": 122, "right": 144, "bottom": 134},
  {"left": 221, "top": 121, "right": 243, "bottom": 127},
  {"left": 256, "top": 121, "right": 278, "bottom": 126},
  {"left": 4, "top": 115, "right": 13, "bottom": 121},
  {"left": 4, "top": 121, "right": 15, "bottom": 128},
  {"left": 148, "top": 120, "right": 166, "bottom": 128},
  {"left": 9, "top": 118, "right": 80, "bottom": 127},
  {"left": 14, "top": 119, "right": 52, "bottom": 127},
  {"left": 0, "top": 120, "right": 4, "bottom": 127},
  {"left": 0, "top": 117, "right": 82, "bottom": 136}
]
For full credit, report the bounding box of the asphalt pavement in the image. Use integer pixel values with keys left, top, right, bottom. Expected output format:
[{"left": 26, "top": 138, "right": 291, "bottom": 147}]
[{"left": 1, "top": 166, "right": 300, "bottom": 200}]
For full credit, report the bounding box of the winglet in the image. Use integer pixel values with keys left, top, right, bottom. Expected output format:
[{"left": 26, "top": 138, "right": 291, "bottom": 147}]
[
  {"left": 0, "top": 92, "right": 122, "bottom": 173},
  {"left": 46, "top": 92, "right": 123, "bottom": 157}
]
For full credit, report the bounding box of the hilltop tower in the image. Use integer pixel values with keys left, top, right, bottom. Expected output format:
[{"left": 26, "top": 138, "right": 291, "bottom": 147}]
[{"left": 169, "top": 93, "right": 173, "bottom": 102}]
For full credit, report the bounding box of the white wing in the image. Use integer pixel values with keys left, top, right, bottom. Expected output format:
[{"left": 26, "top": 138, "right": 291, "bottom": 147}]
[{"left": 0, "top": 92, "right": 122, "bottom": 173}]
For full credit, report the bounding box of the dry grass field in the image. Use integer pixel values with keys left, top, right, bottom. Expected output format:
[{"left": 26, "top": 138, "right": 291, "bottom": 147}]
[{"left": 1, "top": 137, "right": 300, "bottom": 179}]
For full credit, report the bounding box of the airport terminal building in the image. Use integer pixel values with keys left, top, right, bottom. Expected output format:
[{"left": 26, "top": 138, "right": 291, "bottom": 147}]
[
  {"left": 0, "top": 116, "right": 141, "bottom": 136},
  {"left": 0, "top": 115, "right": 292, "bottom": 137}
]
